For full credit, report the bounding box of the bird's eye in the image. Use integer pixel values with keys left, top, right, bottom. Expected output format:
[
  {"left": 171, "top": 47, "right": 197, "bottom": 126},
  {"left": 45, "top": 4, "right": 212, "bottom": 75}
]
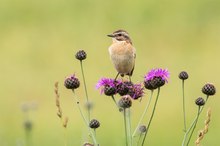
[{"left": 118, "top": 33, "right": 122, "bottom": 36}]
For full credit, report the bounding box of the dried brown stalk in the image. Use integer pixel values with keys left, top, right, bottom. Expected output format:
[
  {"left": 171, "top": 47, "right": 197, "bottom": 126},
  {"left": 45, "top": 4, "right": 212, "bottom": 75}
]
[
  {"left": 54, "top": 82, "right": 68, "bottom": 128},
  {"left": 195, "top": 108, "right": 211, "bottom": 146},
  {"left": 63, "top": 116, "right": 69, "bottom": 128},
  {"left": 55, "top": 82, "right": 62, "bottom": 118}
]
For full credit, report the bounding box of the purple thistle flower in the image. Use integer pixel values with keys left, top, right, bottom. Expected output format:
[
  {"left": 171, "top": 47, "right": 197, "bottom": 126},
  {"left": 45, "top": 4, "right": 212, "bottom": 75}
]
[
  {"left": 96, "top": 78, "right": 120, "bottom": 94},
  {"left": 96, "top": 78, "right": 116, "bottom": 89},
  {"left": 144, "top": 68, "right": 170, "bottom": 83},
  {"left": 128, "top": 83, "right": 144, "bottom": 100}
]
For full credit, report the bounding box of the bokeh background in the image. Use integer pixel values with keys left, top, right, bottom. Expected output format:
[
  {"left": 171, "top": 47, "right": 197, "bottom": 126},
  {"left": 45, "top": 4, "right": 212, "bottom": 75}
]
[{"left": 0, "top": 0, "right": 220, "bottom": 145}]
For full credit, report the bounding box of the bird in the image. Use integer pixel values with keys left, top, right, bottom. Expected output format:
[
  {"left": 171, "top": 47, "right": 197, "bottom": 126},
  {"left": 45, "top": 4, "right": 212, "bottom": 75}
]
[{"left": 107, "top": 29, "right": 136, "bottom": 81}]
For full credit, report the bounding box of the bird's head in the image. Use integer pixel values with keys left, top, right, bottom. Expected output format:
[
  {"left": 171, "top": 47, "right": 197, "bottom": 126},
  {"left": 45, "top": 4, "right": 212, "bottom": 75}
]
[{"left": 107, "top": 29, "right": 132, "bottom": 44}]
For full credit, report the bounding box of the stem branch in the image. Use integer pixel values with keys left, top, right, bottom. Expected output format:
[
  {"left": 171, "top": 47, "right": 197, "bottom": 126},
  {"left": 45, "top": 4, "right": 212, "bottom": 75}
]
[
  {"left": 182, "top": 80, "right": 187, "bottom": 132},
  {"left": 80, "top": 61, "right": 90, "bottom": 121},
  {"left": 141, "top": 88, "right": 160, "bottom": 146},
  {"left": 132, "top": 90, "right": 154, "bottom": 137}
]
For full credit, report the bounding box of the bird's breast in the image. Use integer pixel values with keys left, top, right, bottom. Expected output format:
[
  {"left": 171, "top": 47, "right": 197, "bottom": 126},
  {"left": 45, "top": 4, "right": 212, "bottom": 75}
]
[
  {"left": 108, "top": 41, "right": 135, "bottom": 74},
  {"left": 108, "top": 41, "right": 135, "bottom": 56}
]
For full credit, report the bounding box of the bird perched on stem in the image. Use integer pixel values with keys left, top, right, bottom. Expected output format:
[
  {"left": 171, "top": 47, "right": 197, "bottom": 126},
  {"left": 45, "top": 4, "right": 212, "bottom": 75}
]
[{"left": 107, "top": 29, "right": 136, "bottom": 81}]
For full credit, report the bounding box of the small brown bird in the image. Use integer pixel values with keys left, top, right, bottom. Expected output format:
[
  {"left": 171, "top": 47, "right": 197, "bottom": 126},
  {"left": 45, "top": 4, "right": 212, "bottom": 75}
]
[{"left": 107, "top": 29, "right": 136, "bottom": 80}]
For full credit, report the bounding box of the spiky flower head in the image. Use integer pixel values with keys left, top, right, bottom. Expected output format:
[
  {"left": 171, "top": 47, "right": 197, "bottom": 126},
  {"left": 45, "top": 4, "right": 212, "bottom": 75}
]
[
  {"left": 139, "top": 125, "right": 147, "bottom": 133},
  {"left": 75, "top": 50, "right": 87, "bottom": 61},
  {"left": 89, "top": 119, "right": 100, "bottom": 129},
  {"left": 195, "top": 97, "right": 205, "bottom": 106},
  {"left": 118, "top": 95, "right": 132, "bottom": 108},
  {"left": 104, "top": 85, "right": 116, "bottom": 96},
  {"left": 116, "top": 81, "right": 131, "bottom": 96},
  {"left": 144, "top": 80, "right": 157, "bottom": 90},
  {"left": 179, "top": 71, "right": 189, "bottom": 80},
  {"left": 96, "top": 78, "right": 118, "bottom": 96},
  {"left": 128, "top": 83, "right": 144, "bottom": 100},
  {"left": 144, "top": 68, "right": 170, "bottom": 89},
  {"left": 150, "top": 77, "right": 165, "bottom": 88},
  {"left": 64, "top": 74, "right": 80, "bottom": 89},
  {"left": 202, "top": 83, "right": 216, "bottom": 96},
  {"left": 145, "top": 68, "right": 170, "bottom": 82}
]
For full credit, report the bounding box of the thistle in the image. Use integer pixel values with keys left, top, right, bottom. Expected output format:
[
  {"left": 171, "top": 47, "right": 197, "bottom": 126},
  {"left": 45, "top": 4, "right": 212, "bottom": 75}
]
[
  {"left": 179, "top": 71, "right": 189, "bottom": 132},
  {"left": 141, "top": 68, "right": 170, "bottom": 146}
]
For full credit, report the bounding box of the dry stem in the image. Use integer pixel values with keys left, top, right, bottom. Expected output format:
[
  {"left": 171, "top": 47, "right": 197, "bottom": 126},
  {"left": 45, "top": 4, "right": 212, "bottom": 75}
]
[{"left": 195, "top": 108, "right": 211, "bottom": 146}]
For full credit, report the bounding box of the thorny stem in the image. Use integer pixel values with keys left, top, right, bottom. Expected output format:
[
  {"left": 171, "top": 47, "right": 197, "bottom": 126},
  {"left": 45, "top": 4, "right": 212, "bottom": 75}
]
[
  {"left": 72, "top": 90, "right": 98, "bottom": 146},
  {"left": 182, "top": 80, "right": 187, "bottom": 132},
  {"left": 80, "top": 60, "right": 90, "bottom": 121},
  {"left": 181, "top": 96, "right": 209, "bottom": 146},
  {"left": 186, "top": 107, "right": 201, "bottom": 146},
  {"left": 141, "top": 88, "right": 160, "bottom": 146},
  {"left": 132, "top": 90, "right": 154, "bottom": 137}
]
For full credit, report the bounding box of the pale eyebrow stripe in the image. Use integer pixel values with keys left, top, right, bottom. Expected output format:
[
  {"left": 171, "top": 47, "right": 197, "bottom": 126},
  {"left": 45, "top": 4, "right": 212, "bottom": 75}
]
[{"left": 114, "top": 32, "right": 129, "bottom": 37}]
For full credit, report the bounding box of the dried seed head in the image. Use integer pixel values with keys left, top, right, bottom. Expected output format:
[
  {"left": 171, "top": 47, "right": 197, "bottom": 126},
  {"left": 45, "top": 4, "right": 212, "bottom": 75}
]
[
  {"left": 64, "top": 75, "right": 80, "bottom": 89},
  {"left": 118, "top": 95, "right": 132, "bottom": 108},
  {"left": 195, "top": 97, "right": 205, "bottom": 106},
  {"left": 89, "top": 119, "right": 100, "bottom": 129},
  {"left": 202, "top": 83, "right": 216, "bottom": 96},
  {"left": 179, "top": 71, "right": 189, "bottom": 80},
  {"left": 75, "top": 50, "right": 87, "bottom": 61}
]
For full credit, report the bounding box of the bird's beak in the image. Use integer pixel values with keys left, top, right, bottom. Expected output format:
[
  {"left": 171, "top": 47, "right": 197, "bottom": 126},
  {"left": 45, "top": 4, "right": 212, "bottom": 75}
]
[{"left": 107, "top": 34, "right": 114, "bottom": 37}]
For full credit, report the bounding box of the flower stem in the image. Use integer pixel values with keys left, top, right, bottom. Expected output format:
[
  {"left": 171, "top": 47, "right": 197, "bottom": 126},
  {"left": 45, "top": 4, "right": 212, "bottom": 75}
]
[
  {"left": 72, "top": 90, "right": 98, "bottom": 146},
  {"left": 127, "top": 108, "right": 132, "bottom": 146},
  {"left": 181, "top": 96, "right": 209, "bottom": 146},
  {"left": 80, "top": 60, "right": 90, "bottom": 121},
  {"left": 123, "top": 108, "right": 128, "bottom": 146},
  {"left": 141, "top": 88, "right": 160, "bottom": 146},
  {"left": 94, "top": 129, "right": 96, "bottom": 137},
  {"left": 186, "top": 107, "right": 201, "bottom": 146},
  {"left": 111, "top": 95, "right": 118, "bottom": 107},
  {"left": 132, "top": 90, "right": 154, "bottom": 137},
  {"left": 64, "top": 127, "right": 67, "bottom": 146},
  {"left": 25, "top": 129, "right": 31, "bottom": 146},
  {"left": 137, "top": 133, "right": 142, "bottom": 146},
  {"left": 182, "top": 80, "right": 187, "bottom": 132}
]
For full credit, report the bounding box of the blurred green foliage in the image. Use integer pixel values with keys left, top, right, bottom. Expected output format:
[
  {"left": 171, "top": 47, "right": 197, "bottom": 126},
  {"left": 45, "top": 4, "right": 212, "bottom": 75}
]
[{"left": 0, "top": 0, "right": 220, "bottom": 145}]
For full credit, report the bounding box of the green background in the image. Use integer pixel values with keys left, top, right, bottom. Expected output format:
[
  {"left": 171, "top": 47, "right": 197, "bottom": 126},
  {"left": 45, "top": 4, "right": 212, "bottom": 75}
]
[{"left": 0, "top": 0, "right": 219, "bottom": 145}]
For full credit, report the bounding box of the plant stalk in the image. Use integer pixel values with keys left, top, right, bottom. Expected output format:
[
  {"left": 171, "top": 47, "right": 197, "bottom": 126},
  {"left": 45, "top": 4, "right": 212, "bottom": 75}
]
[
  {"left": 141, "top": 88, "right": 160, "bottom": 146},
  {"left": 132, "top": 90, "right": 154, "bottom": 137}
]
